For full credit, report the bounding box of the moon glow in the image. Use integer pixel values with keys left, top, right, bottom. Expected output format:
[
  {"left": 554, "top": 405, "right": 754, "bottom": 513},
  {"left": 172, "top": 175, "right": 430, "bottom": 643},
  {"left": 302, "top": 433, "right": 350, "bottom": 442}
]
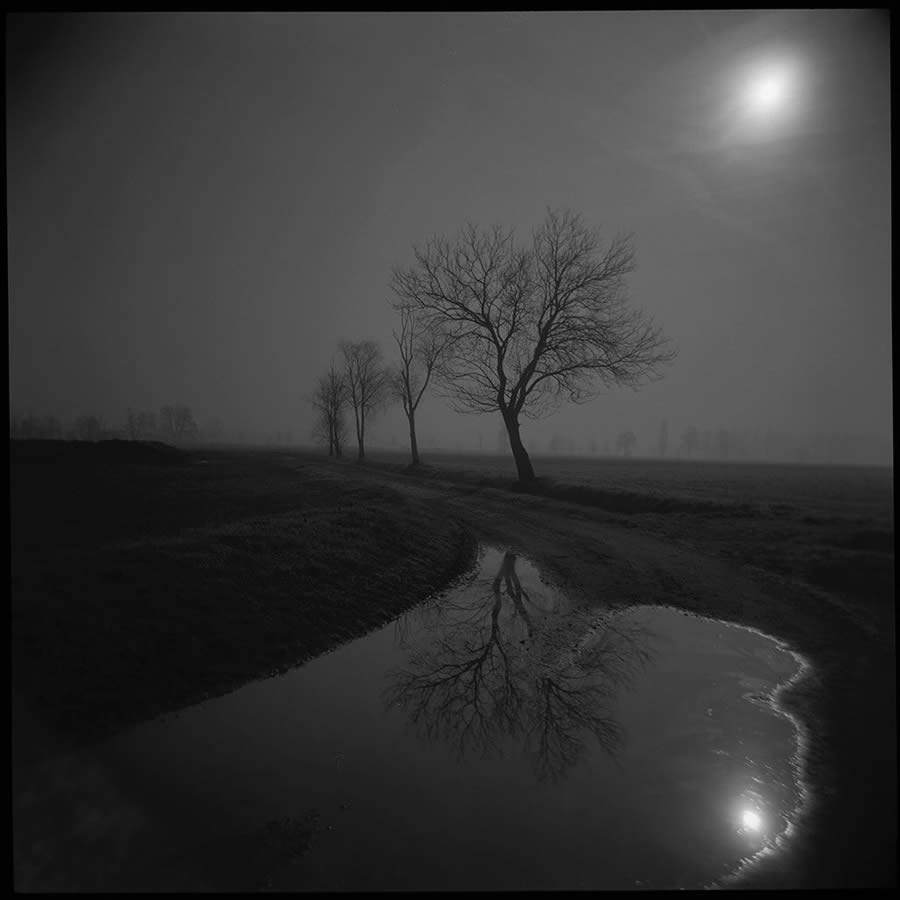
[{"left": 742, "top": 59, "right": 797, "bottom": 121}]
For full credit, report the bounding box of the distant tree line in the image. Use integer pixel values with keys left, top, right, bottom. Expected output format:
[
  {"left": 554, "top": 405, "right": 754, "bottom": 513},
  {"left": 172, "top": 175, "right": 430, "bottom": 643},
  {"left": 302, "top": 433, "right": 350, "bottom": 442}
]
[
  {"left": 309, "top": 307, "right": 447, "bottom": 465},
  {"left": 9, "top": 404, "right": 225, "bottom": 446}
]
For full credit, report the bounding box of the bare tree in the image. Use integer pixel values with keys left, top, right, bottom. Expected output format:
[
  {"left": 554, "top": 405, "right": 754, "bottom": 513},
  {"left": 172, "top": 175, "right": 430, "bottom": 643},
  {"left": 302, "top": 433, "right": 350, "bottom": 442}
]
[
  {"left": 391, "top": 208, "right": 676, "bottom": 484},
  {"left": 125, "top": 409, "right": 156, "bottom": 441},
  {"left": 172, "top": 404, "right": 198, "bottom": 442},
  {"left": 390, "top": 307, "right": 448, "bottom": 466},
  {"left": 340, "top": 340, "right": 389, "bottom": 462},
  {"left": 159, "top": 404, "right": 197, "bottom": 443},
  {"left": 310, "top": 364, "right": 348, "bottom": 457}
]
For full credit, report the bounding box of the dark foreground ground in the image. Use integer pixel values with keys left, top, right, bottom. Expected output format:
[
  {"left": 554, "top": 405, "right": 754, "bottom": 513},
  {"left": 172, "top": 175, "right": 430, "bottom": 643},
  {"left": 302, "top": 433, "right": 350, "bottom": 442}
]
[{"left": 10, "top": 440, "right": 896, "bottom": 889}]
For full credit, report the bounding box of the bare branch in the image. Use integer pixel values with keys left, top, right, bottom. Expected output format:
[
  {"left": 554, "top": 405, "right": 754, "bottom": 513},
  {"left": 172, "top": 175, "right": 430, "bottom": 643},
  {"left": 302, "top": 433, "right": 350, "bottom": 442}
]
[
  {"left": 390, "top": 208, "right": 677, "bottom": 482},
  {"left": 340, "top": 339, "right": 391, "bottom": 461}
]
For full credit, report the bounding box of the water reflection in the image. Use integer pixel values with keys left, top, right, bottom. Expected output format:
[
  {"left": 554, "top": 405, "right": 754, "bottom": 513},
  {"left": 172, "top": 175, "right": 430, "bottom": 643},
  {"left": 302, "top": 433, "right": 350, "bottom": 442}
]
[
  {"left": 76, "top": 546, "right": 806, "bottom": 890},
  {"left": 385, "top": 550, "right": 656, "bottom": 782}
]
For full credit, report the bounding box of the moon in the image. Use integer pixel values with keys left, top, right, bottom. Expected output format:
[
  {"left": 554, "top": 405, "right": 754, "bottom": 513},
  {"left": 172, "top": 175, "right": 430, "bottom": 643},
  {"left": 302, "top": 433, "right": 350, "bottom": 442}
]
[
  {"left": 741, "top": 59, "right": 798, "bottom": 121},
  {"left": 747, "top": 70, "right": 788, "bottom": 113}
]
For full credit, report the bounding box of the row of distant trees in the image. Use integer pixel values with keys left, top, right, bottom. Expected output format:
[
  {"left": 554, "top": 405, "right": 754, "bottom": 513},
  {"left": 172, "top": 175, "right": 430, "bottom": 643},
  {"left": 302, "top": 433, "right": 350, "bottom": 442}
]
[
  {"left": 9, "top": 404, "right": 208, "bottom": 445},
  {"left": 311, "top": 209, "right": 676, "bottom": 483},
  {"left": 310, "top": 314, "right": 445, "bottom": 466}
]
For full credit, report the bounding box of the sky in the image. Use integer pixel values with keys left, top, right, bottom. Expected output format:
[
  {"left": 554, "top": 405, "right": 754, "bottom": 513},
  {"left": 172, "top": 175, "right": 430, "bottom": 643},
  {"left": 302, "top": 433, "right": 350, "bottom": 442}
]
[{"left": 6, "top": 11, "right": 892, "bottom": 458}]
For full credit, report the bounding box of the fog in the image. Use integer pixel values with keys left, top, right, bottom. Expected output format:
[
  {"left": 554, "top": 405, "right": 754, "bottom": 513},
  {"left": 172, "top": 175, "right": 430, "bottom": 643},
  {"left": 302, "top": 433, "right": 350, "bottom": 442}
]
[{"left": 7, "top": 11, "right": 892, "bottom": 464}]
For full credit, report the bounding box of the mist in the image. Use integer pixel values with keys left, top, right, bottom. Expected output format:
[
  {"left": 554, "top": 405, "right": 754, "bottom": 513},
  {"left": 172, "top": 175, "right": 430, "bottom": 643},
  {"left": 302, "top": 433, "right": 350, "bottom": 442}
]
[{"left": 7, "top": 11, "right": 892, "bottom": 465}]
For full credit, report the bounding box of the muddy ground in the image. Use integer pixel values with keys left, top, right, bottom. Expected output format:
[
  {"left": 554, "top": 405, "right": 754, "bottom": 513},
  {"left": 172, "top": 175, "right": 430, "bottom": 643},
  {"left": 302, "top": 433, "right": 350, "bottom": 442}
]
[{"left": 11, "top": 445, "right": 896, "bottom": 889}]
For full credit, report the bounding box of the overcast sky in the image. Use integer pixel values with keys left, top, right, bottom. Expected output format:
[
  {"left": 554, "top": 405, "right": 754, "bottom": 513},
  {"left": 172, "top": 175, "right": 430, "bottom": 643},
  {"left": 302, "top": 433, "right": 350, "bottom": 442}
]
[{"left": 7, "top": 11, "right": 892, "bottom": 453}]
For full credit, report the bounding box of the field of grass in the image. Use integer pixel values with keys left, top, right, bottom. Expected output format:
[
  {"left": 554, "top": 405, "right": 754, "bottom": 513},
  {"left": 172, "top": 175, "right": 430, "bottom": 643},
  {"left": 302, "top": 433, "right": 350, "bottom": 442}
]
[
  {"left": 367, "top": 447, "right": 893, "bottom": 517},
  {"left": 11, "top": 444, "right": 476, "bottom": 752}
]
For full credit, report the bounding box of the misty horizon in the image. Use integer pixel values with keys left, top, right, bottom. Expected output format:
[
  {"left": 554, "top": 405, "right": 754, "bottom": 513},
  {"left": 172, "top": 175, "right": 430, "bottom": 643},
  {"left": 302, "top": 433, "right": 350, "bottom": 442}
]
[{"left": 7, "top": 11, "right": 892, "bottom": 466}]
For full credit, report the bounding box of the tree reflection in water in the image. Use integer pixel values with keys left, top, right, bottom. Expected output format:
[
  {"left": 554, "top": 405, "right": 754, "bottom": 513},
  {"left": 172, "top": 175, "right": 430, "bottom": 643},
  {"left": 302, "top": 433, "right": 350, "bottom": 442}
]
[{"left": 385, "top": 550, "right": 656, "bottom": 782}]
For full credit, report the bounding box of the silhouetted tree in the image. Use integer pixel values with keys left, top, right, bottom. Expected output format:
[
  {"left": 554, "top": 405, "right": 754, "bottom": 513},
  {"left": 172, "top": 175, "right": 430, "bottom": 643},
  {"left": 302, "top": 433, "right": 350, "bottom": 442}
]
[
  {"left": 390, "top": 307, "right": 449, "bottom": 466},
  {"left": 391, "top": 208, "right": 676, "bottom": 485},
  {"left": 310, "top": 364, "right": 348, "bottom": 457},
  {"left": 159, "top": 404, "right": 197, "bottom": 443},
  {"left": 340, "top": 339, "right": 389, "bottom": 462},
  {"left": 658, "top": 419, "right": 668, "bottom": 457}
]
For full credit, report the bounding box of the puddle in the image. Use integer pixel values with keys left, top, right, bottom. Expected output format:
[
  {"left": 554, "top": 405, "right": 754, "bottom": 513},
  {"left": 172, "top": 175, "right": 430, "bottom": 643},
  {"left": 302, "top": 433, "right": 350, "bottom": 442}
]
[{"left": 87, "top": 546, "right": 808, "bottom": 890}]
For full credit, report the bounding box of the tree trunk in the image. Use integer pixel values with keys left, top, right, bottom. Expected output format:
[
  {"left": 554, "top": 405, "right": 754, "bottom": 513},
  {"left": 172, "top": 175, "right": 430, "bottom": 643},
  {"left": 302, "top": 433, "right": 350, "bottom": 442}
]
[
  {"left": 503, "top": 411, "right": 535, "bottom": 485},
  {"left": 407, "top": 410, "right": 420, "bottom": 466},
  {"left": 357, "top": 414, "right": 365, "bottom": 462}
]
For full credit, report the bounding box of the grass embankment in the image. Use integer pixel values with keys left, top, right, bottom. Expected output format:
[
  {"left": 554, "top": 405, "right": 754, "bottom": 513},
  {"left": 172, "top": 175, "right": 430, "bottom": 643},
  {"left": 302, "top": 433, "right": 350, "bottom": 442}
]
[{"left": 11, "top": 444, "right": 477, "bottom": 751}]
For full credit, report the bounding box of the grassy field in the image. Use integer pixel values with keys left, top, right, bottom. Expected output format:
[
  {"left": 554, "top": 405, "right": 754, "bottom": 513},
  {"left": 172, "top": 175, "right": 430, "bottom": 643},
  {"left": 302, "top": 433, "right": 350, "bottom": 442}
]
[
  {"left": 11, "top": 443, "right": 476, "bottom": 752},
  {"left": 367, "top": 447, "right": 893, "bottom": 517}
]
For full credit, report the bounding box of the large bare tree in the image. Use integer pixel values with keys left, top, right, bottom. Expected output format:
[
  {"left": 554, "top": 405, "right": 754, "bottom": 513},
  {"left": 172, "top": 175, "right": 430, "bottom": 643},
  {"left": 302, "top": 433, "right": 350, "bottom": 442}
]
[
  {"left": 340, "top": 339, "right": 389, "bottom": 462},
  {"left": 391, "top": 209, "right": 676, "bottom": 484},
  {"left": 390, "top": 307, "right": 448, "bottom": 466},
  {"left": 310, "top": 363, "right": 348, "bottom": 457}
]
